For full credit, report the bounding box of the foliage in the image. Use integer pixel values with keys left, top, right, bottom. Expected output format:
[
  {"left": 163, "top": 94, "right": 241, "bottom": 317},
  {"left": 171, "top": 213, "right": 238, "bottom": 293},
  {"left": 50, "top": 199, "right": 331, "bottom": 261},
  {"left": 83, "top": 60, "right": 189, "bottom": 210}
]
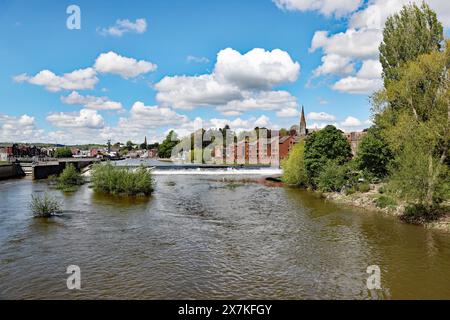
[
  {"left": 304, "top": 125, "right": 353, "bottom": 187},
  {"left": 281, "top": 141, "right": 308, "bottom": 186},
  {"left": 375, "top": 195, "right": 397, "bottom": 209},
  {"left": 126, "top": 141, "right": 135, "bottom": 151},
  {"left": 357, "top": 183, "right": 371, "bottom": 193},
  {"left": 355, "top": 126, "right": 393, "bottom": 178},
  {"left": 158, "top": 131, "right": 180, "bottom": 159},
  {"left": 29, "top": 193, "right": 62, "bottom": 217},
  {"left": 91, "top": 163, "right": 154, "bottom": 196},
  {"left": 317, "top": 161, "right": 350, "bottom": 192},
  {"left": 375, "top": 41, "right": 450, "bottom": 210},
  {"left": 54, "top": 147, "right": 73, "bottom": 158},
  {"left": 57, "top": 164, "right": 84, "bottom": 191},
  {"left": 379, "top": 2, "right": 443, "bottom": 86}
]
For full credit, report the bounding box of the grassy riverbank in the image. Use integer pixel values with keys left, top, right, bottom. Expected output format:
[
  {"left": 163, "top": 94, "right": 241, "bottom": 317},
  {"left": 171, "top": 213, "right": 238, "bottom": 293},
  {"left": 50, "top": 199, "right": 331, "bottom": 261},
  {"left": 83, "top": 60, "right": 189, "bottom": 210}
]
[{"left": 319, "top": 184, "right": 450, "bottom": 232}]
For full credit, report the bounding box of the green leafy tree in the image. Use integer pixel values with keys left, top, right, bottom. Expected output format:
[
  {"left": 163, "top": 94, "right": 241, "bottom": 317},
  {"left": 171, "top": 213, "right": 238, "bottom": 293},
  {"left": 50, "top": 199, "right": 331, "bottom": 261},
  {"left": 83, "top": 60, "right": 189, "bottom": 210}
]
[
  {"left": 355, "top": 126, "right": 394, "bottom": 178},
  {"left": 379, "top": 2, "right": 443, "bottom": 86},
  {"left": 126, "top": 141, "right": 134, "bottom": 151},
  {"left": 54, "top": 147, "right": 73, "bottom": 158},
  {"left": 375, "top": 40, "right": 450, "bottom": 209},
  {"left": 158, "top": 130, "right": 180, "bottom": 159},
  {"left": 281, "top": 141, "right": 308, "bottom": 186},
  {"left": 304, "top": 125, "right": 353, "bottom": 187}
]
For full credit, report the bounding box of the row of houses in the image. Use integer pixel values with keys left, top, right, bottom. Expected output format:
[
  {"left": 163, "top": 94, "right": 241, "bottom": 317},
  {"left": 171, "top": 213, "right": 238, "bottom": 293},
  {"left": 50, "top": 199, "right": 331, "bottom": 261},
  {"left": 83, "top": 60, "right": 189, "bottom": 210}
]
[{"left": 212, "top": 107, "right": 367, "bottom": 165}]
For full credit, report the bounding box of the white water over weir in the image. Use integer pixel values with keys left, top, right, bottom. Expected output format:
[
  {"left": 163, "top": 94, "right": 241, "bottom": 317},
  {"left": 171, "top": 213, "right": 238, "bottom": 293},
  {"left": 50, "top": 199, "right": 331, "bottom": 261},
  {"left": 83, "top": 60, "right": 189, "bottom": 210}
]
[
  {"left": 82, "top": 159, "right": 283, "bottom": 177},
  {"left": 151, "top": 167, "right": 282, "bottom": 176}
]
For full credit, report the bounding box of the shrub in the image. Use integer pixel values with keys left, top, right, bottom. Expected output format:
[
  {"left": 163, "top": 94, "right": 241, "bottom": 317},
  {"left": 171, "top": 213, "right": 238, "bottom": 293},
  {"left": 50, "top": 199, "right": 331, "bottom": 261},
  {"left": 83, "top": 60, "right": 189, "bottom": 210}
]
[
  {"left": 29, "top": 193, "right": 62, "bottom": 217},
  {"left": 91, "top": 163, "right": 154, "bottom": 196},
  {"left": 317, "top": 161, "right": 349, "bottom": 192},
  {"left": 357, "top": 183, "right": 371, "bottom": 193},
  {"left": 345, "top": 187, "right": 356, "bottom": 195},
  {"left": 375, "top": 195, "right": 397, "bottom": 209},
  {"left": 57, "top": 164, "right": 84, "bottom": 191},
  {"left": 281, "top": 141, "right": 308, "bottom": 186}
]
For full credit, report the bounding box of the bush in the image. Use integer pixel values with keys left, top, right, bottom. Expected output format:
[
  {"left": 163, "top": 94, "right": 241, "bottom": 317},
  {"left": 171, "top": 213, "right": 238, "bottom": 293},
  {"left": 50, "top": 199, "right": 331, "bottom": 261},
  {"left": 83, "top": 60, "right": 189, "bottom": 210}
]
[
  {"left": 57, "top": 164, "right": 84, "bottom": 191},
  {"left": 317, "top": 161, "right": 349, "bottom": 192},
  {"left": 91, "top": 163, "right": 154, "bottom": 196},
  {"left": 345, "top": 187, "right": 356, "bottom": 195},
  {"left": 29, "top": 193, "right": 62, "bottom": 217},
  {"left": 281, "top": 141, "right": 308, "bottom": 186},
  {"left": 375, "top": 195, "right": 397, "bottom": 209},
  {"left": 357, "top": 183, "right": 371, "bottom": 193}
]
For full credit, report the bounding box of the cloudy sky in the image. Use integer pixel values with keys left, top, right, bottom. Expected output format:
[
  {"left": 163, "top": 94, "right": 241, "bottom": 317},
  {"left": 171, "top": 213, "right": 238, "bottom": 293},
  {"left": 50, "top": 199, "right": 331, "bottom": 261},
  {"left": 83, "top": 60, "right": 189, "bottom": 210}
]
[{"left": 1, "top": 0, "right": 449, "bottom": 144}]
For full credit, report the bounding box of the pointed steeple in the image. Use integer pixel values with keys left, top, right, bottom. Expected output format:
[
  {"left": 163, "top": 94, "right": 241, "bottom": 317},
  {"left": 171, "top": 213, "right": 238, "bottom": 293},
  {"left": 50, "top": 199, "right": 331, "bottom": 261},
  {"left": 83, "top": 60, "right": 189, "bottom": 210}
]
[{"left": 299, "top": 105, "right": 307, "bottom": 137}]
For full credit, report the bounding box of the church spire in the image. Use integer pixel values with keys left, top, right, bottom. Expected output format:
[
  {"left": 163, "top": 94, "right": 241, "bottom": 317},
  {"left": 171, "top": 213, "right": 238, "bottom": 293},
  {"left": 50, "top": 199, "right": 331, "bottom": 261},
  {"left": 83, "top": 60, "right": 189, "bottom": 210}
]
[{"left": 299, "top": 105, "right": 307, "bottom": 137}]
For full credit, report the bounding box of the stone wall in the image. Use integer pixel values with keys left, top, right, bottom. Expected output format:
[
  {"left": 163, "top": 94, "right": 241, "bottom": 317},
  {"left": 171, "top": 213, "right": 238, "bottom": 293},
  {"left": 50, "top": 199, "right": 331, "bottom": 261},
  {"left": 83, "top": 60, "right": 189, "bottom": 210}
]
[{"left": 0, "top": 164, "right": 25, "bottom": 180}]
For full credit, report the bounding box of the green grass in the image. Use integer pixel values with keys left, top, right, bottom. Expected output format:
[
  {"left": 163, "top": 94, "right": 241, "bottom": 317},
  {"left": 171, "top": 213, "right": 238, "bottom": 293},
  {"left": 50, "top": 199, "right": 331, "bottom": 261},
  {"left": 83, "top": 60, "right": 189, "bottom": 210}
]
[
  {"left": 29, "top": 193, "right": 62, "bottom": 218},
  {"left": 375, "top": 195, "right": 397, "bottom": 209},
  {"left": 91, "top": 163, "right": 154, "bottom": 196},
  {"left": 0, "top": 161, "right": 10, "bottom": 166}
]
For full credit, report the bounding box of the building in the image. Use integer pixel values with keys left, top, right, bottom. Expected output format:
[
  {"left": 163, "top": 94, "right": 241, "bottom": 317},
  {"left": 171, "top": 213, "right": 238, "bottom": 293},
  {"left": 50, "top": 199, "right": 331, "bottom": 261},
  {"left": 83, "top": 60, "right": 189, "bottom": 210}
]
[
  {"left": 345, "top": 131, "right": 367, "bottom": 156},
  {"left": 279, "top": 135, "right": 296, "bottom": 160}
]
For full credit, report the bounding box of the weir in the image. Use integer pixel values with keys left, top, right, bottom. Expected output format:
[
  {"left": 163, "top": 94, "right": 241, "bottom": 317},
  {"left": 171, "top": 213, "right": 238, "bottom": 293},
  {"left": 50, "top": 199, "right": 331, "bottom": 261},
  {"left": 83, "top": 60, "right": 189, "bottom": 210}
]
[{"left": 16, "top": 158, "right": 101, "bottom": 180}]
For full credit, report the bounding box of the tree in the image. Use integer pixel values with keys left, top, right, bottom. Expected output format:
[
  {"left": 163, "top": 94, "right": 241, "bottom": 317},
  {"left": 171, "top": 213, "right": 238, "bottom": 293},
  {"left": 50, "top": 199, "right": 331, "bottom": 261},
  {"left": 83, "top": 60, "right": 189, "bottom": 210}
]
[
  {"left": 379, "top": 2, "right": 443, "bottom": 86},
  {"left": 355, "top": 126, "right": 393, "bottom": 178},
  {"left": 126, "top": 141, "right": 134, "bottom": 151},
  {"left": 304, "top": 125, "right": 352, "bottom": 186},
  {"left": 158, "top": 131, "right": 180, "bottom": 159},
  {"left": 375, "top": 40, "right": 450, "bottom": 209},
  {"left": 54, "top": 147, "right": 73, "bottom": 158},
  {"left": 281, "top": 141, "right": 308, "bottom": 186}
]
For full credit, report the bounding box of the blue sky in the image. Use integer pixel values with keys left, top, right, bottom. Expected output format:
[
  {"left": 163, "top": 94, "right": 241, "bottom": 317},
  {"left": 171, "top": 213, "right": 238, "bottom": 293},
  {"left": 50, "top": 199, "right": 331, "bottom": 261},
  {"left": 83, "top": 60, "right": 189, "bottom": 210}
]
[{"left": 0, "top": 0, "right": 449, "bottom": 144}]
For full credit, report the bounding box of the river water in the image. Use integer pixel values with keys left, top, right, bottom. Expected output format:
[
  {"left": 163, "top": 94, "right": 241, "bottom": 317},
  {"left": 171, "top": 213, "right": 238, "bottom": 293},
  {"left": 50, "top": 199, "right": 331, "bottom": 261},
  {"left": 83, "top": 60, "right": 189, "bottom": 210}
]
[{"left": 1, "top": 168, "right": 450, "bottom": 299}]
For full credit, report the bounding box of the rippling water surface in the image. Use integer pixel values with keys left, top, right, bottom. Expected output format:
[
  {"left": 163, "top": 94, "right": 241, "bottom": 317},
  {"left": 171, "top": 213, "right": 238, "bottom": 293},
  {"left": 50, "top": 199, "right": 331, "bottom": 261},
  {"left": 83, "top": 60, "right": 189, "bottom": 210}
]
[{"left": 1, "top": 173, "right": 450, "bottom": 299}]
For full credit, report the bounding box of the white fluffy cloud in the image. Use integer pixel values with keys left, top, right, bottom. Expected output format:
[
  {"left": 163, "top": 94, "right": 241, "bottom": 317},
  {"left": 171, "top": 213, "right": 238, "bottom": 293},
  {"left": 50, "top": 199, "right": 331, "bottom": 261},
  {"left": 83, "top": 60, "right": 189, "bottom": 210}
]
[
  {"left": 217, "top": 91, "right": 298, "bottom": 116},
  {"left": 276, "top": 107, "right": 299, "bottom": 118},
  {"left": 14, "top": 68, "right": 98, "bottom": 92},
  {"left": 341, "top": 116, "right": 362, "bottom": 127},
  {"left": 310, "top": 29, "right": 382, "bottom": 60},
  {"left": 46, "top": 109, "right": 105, "bottom": 129},
  {"left": 273, "top": 0, "right": 363, "bottom": 17},
  {"left": 156, "top": 74, "right": 242, "bottom": 110},
  {"left": 214, "top": 48, "right": 300, "bottom": 90},
  {"left": 307, "top": 112, "right": 336, "bottom": 121},
  {"left": 305, "top": 0, "right": 450, "bottom": 95},
  {"left": 98, "top": 18, "right": 147, "bottom": 37},
  {"left": 332, "top": 59, "right": 383, "bottom": 94},
  {"left": 313, "top": 54, "right": 355, "bottom": 77},
  {"left": 14, "top": 52, "right": 157, "bottom": 92},
  {"left": 155, "top": 47, "right": 300, "bottom": 115},
  {"left": 94, "top": 51, "right": 157, "bottom": 79},
  {"left": 61, "top": 91, "right": 123, "bottom": 111},
  {"left": 0, "top": 114, "right": 45, "bottom": 142}
]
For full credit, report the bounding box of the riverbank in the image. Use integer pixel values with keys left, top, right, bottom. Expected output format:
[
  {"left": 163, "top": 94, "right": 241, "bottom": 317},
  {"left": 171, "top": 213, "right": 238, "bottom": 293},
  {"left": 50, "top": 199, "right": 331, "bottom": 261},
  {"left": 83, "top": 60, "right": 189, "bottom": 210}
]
[
  {"left": 260, "top": 177, "right": 450, "bottom": 233},
  {"left": 321, "top": 186, "right": 450, "bottom": 232}
]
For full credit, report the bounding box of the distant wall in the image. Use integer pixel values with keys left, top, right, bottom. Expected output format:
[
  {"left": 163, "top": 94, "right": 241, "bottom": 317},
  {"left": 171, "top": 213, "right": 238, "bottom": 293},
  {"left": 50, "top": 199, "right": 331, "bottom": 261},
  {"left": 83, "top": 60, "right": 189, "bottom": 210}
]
[
  {"left": 32, "top": 163, "right": 65, "bottom": 180},
  {"left": 0, "top": 164, "right": 25, "bottom": 180}
]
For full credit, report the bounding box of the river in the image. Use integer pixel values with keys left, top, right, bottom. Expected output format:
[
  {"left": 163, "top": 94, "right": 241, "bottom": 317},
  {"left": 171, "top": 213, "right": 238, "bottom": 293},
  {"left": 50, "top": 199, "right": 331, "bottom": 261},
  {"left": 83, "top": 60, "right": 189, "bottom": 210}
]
[{"left": 1, "top": 168, "right": 450, "bottom": 299}]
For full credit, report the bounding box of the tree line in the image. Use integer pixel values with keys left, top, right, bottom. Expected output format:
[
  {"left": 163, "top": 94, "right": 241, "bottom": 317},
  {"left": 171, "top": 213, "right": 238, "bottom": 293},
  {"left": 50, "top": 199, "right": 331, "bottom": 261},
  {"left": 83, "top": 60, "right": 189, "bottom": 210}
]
[{"left": 283, "top": 2, "right": 449, "bottom": 219}]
